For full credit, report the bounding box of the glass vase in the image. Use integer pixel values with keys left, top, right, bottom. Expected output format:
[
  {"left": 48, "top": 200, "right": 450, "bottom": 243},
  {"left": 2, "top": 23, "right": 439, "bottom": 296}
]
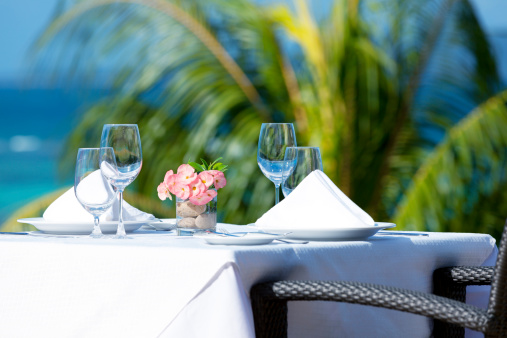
[{"left": 176, "top": 193, "right": 217, "bottom": 231}]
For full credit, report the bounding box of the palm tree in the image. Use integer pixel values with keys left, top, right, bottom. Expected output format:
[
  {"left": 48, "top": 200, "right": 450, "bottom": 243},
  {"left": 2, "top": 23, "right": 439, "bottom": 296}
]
[{"left": 13, "top": 0, "right": 506, "bottom": 236}]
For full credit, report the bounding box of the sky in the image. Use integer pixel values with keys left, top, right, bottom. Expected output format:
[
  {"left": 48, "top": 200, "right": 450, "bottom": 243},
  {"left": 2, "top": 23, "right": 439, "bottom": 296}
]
[
  {"left": 474, "top": 0, "right": 507, "bottom": 32},
  {"left": 0, "top": 0, "right": 506, "bottom": 83},
  {"left": 0, "top": 1, "right": 56, "bottom": 82}
]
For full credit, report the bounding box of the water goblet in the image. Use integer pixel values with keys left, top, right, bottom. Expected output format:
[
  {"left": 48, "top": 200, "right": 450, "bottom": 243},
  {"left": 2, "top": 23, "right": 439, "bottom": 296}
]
[
  {"left": 74, "top": 148, "right": 117, "bottom": 238},
  {"left": 257, "top": 123, "right": 297, "bottom": 204},
  {"left": 282, "top": 147, "right": 323, "bottom": 197},
  {"left": 100, "top": 124, "right": 142, "bottom": 239}
]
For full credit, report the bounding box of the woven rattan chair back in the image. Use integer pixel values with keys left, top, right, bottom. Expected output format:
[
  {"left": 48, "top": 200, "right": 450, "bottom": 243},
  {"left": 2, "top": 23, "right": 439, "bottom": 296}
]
[{"left": 485, "top": 220, "right": 507, "bottom": 335}]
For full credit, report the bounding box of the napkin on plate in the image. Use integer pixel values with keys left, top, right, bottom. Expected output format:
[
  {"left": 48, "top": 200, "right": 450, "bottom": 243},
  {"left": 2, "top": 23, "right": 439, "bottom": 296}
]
[
  {"left": 255, "top": 170, "right": 374, "bottom": 229},
  {"left": 43, "top": 170, "right": 155, "bottom": 222}
]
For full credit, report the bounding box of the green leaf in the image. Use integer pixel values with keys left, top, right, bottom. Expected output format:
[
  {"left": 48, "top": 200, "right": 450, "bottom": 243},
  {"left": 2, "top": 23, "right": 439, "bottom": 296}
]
[
  {"left": 188, "top": 161, "right": 205, "bottom": 172},
  {"left": 211, "top": 162, "right": 223, "bottom": 170},
  {"left": 209, "top": 157, "right": 223, "bottom": 169},
  {"left": 200, "top": 158, "right": 209, "bottom": 169},
  {"left": 216, "top": 164, "right": 228, "bottom": 171}
]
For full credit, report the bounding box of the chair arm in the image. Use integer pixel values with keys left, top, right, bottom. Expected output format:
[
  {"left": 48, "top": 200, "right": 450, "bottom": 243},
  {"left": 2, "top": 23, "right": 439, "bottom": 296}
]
[
  {"left": 251, "top": 280, "right": 488, "bottom": 337},
  {"left": 433, "top": 266, "right": 494, "bottom": 303},
  {"left": 435, "top": 266, "right": 494, "bottom": 285}
]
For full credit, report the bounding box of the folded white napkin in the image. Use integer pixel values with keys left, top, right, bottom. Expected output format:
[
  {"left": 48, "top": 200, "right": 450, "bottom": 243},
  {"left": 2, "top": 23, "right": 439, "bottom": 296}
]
[
  {"left": 255, "top": 170, "right": 374, "bottom": 229},
  {"left": 43, "top": 170, "right": 155, "bottom": 222}
]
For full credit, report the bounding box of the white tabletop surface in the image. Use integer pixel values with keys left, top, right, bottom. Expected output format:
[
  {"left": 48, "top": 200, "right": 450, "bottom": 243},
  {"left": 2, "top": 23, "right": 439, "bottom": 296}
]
[{"left": 0, "top": 224, "right": 497, "bottom": 338}]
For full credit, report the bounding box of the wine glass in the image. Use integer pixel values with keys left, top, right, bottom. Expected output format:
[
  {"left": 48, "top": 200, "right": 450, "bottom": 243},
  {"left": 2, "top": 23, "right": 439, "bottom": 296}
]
[
  {"left": 257, "top": 123, "right": 297, "bottom": 204},
  {"left": 282, "top": 147, "right": 323, "bottom": 197},
  {"left": 74, "top": 148, "right": 117, "bottom": 238},
  {"left": 100, "top": 124, "right": 142, "bottom": 239}
]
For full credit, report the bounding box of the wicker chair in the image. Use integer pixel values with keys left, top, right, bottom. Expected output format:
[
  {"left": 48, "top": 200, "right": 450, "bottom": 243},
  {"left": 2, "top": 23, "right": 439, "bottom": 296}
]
[{"left": 250, "top": 221, "right": 507, "bottom": 338}]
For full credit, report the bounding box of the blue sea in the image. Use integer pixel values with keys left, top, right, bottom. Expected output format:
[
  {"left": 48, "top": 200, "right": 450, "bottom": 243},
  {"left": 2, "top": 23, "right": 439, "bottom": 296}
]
[{"left": 0, "top": 85, "right": 105, "bottom": 224}]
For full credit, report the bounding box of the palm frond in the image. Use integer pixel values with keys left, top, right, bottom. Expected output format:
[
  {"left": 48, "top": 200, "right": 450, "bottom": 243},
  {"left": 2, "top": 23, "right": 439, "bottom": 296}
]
[
  {"left": 33, "top": 0, "right": 271, "bottom": 114},
  {"left": 370, "top": 0, "right": 502, "bottom": 219},
  {"left": 393, "top": 90, "right": 507, "bottom": 233}
]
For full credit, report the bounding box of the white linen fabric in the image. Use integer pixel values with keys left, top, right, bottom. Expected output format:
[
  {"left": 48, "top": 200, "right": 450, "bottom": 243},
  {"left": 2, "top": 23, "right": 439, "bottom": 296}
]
[
  {"left": 43, "top": 170, "right": 155, "bottom": 222},
  {"left": 159, "top": 264, "right": 255, "bottom": 338},
  {"left": 0, "top": 224, "right": 496, "bottom": 338},
  {"left": 255, "top": 170, "right": 374, "bottom": 229}
]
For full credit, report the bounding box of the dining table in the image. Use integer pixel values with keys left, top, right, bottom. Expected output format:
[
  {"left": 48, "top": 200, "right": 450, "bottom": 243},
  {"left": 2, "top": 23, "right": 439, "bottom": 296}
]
[{"left": 0, "top": 223, "right": 497, "bottom": 338}]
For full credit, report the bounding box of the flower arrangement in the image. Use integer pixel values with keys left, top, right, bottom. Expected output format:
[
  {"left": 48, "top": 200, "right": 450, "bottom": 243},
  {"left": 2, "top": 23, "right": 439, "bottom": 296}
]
[{"left": 157, "top": 158, "right": 227, "bottom": 206}]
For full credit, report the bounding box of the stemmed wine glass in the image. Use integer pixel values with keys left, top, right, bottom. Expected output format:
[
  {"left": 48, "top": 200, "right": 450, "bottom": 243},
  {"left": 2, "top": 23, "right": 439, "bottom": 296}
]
[
  {"left": 282, "top": 147, "right": 323, "bottom": 197},
  {"left": 100, "top": 124, "right": 142, "bottom": 239},
  {"left": 74, "top": 148, "right": 117, "bottom": 238},
  {"left": 257, "top": 123, "right": 297, "bottom": 204}
]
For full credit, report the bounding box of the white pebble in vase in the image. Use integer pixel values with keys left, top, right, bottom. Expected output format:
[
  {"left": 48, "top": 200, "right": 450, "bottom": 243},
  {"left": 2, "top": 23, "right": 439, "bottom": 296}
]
[
  {"left": 178, "top": 217, "right": 196, "bottom": 228},
  {"left": 177, "top": 201, "right": 206, "bottom": 217},
  {"left": 195, "top": 213, "right": 216, "bottom": 229}
]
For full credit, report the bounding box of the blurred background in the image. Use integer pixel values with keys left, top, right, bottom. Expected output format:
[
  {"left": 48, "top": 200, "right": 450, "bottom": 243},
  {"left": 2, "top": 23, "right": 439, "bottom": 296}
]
[{"left": 1, "top": 0, "right": 506, "bottom": 239}]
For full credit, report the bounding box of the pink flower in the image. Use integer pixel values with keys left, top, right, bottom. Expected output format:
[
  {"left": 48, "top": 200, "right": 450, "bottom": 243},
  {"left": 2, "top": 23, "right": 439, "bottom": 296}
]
[
  {"left": 174, "top": 183, "right": 191, "bottom": 200},
  {"left": 199, "top": 171, "right": 214, "bottom": 188},
  {"left": 157, "top": 182, "right": 172, "bottom": 201},
  {"left": 177, "top": 164, "right": 195, "bottom": 176},
  {"left": 189, "top": 189, "right": 217, "bottom": 206},
  {"left": 213, "top": 171, "right": 227, "bottom": 189},
  {"left": 189, "top": 193, "right": 210, "bottom": 206},
  {"left": 207, "top": 170, "right": 222, "bottom": 177},
  {"left": 188, "top": 177, "right": 206, "bottom": 197},
  {"left": 177, "top": 172, "right": 197, "bottom": 185},
  {"left": 176, "top": 164, "right": 198, "bottom": 185},
  {"left": 163, "top": 170, "right": 174, "bottom": 182},
  {"left": 164, "top": 173, "right": 180, "bottom": 195}
]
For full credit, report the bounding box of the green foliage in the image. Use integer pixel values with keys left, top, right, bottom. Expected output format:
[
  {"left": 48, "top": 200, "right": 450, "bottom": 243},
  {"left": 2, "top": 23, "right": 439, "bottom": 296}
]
[
  {"left": 394, "top": 90, "right": 507, "bottom": 234},
  {"left": 188, "top": 157, "right": 228, "bottom": 172},
  {"left": 22, "top": 0, "right": 506, "bottom": 238}
]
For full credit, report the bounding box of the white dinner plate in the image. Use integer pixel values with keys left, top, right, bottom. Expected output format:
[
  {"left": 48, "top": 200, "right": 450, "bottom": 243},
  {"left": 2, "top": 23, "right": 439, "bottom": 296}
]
[
  {"left": 196, "top": 233, "right": 282, "bottom": 246},
  {"left": 27, "top": 231, "right": 82, "bottom": 238},
  {"left": 148, "top": 218, "right": 177, "bottom": 231},
  {"left": 17, "top": 217, "right": 145, "bottom": 235},
  {"left": 256, "top": 222, "right": 396, "bottom": 241}
]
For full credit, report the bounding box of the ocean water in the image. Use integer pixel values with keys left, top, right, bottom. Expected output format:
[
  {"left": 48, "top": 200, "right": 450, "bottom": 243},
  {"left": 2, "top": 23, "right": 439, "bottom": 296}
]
[
  {"left": 0, "top": 86, "right": 103, "bottom": 224},
  {"left": 0, "top": 152, "right": 63, "bottom": 222}
]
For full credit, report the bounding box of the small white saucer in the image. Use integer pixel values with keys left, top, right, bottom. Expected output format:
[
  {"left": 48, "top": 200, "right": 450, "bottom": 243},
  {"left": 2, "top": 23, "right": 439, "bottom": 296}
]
[
  {"left": 196, "top": 233, "right": 281, "bottom": 246},
  {"left": 148, "top": 219, "right": 177, "bottom": 231}
]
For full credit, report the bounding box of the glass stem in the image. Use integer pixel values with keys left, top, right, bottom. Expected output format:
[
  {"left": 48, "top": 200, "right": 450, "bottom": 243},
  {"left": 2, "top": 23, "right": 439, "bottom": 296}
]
[
  {"left": 116, "top": 190, "right": 127, "bottom": 238},
  {"left": 91, "top": 216, "right": 102, "bottom": 238},
  {"left": 275, "top": 184, "right": 280, "bottom": 205}
]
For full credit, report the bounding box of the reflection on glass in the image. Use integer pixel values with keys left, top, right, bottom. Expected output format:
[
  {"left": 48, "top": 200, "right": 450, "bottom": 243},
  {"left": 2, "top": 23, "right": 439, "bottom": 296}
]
[
  {"left": 74, "top": 148, "right": 117, "bottom": 238},
  {"left": 100, "top": 124, "right": 142, "bottom": 239},
  {"left": 282, "top": 147, "right": 323, "bottom": 197},
  {"left": 257, "top": 123, "right": 297, "bottom": 205}
]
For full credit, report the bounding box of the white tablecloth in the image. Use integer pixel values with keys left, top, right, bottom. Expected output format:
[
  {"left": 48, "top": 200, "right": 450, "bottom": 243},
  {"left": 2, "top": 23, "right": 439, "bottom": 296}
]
[{"left": 0, "top": 224, "right": 497, "bottom": 338}]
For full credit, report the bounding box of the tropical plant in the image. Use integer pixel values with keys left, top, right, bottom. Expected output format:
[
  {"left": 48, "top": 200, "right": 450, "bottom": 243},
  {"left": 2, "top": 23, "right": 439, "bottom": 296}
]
[{"left": 14, "top": 0, "right": 506, "bottom": 237}]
